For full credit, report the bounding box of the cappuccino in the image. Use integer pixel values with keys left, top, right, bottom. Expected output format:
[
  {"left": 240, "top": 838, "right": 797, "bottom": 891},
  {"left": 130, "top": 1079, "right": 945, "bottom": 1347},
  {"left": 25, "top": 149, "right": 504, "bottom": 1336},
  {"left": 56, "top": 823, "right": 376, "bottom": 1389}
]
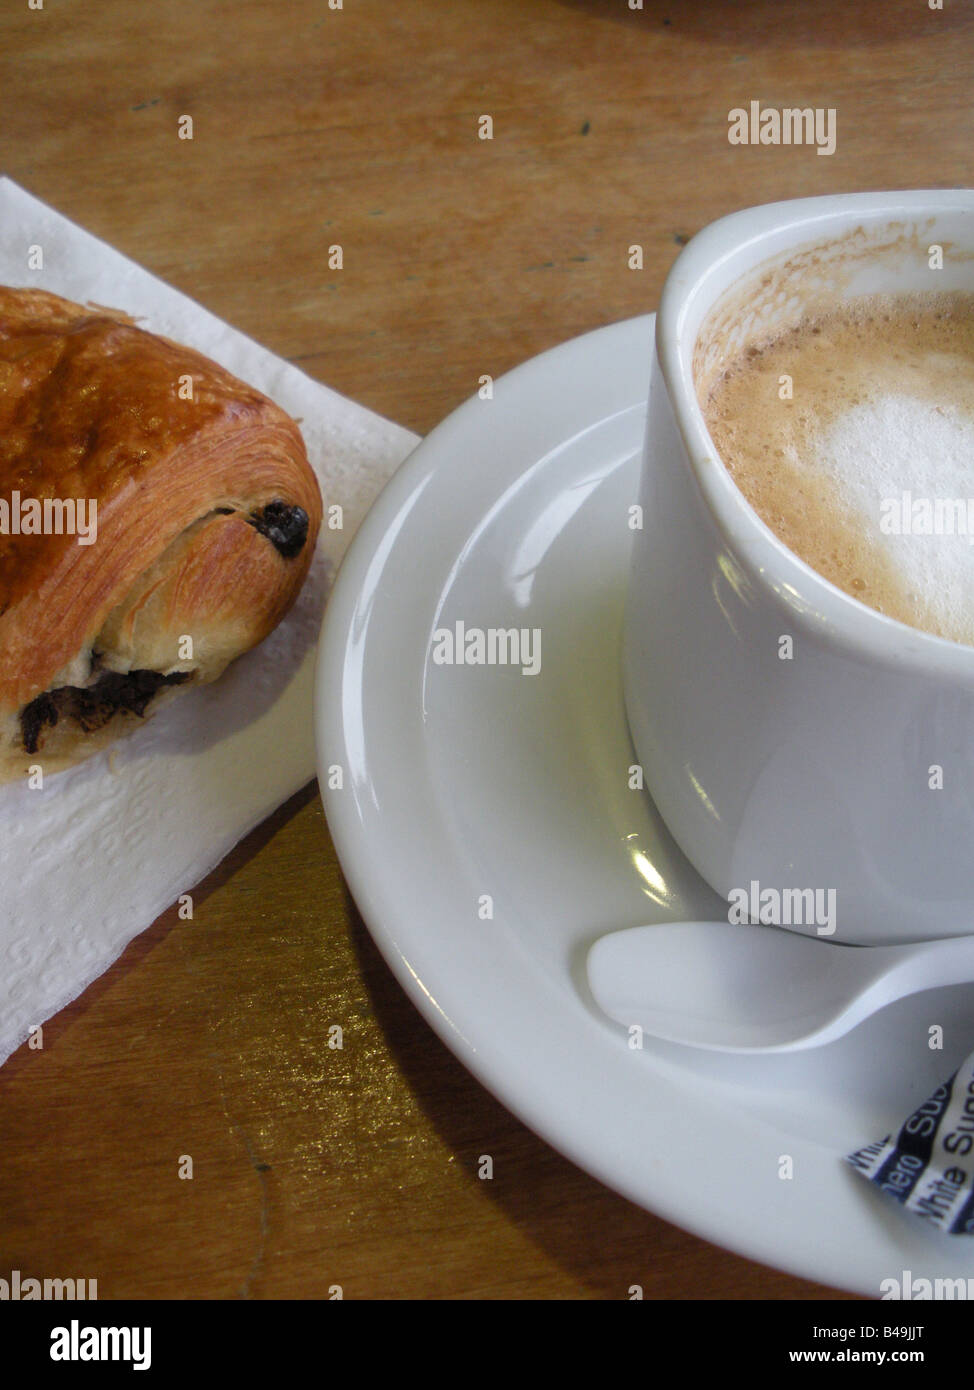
[{"left": 699, "top": 290, "right": 974, "bottom": 646}]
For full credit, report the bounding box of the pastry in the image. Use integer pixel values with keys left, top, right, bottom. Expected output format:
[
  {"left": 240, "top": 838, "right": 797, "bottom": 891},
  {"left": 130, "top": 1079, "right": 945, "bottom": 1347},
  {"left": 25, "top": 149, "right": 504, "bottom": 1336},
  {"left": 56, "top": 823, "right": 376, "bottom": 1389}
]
[{"left": 0, "top": 286, "right": 322, "bottom": 781}]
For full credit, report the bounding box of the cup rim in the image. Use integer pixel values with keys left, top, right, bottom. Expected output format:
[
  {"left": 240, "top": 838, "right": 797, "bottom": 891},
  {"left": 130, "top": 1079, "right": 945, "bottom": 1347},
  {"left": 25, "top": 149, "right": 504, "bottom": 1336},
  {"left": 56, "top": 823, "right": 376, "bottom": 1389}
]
[{"left": 657, "top": 188, "right": 974, "bottom": 674}]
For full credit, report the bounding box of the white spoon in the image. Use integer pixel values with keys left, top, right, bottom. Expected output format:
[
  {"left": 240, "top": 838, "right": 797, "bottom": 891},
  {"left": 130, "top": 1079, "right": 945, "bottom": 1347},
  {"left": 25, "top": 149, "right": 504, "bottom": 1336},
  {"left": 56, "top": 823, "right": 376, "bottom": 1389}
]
[{"left": 586, "top": 920, "right": 974, "bottom": 1053}]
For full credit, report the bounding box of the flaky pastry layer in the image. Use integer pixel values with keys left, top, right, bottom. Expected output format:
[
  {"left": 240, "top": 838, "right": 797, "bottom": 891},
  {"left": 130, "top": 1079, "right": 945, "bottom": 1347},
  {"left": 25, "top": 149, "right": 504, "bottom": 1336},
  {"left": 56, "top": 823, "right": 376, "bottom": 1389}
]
[{"left": 0, "top": 287, "right": 322, "bottom": 781}]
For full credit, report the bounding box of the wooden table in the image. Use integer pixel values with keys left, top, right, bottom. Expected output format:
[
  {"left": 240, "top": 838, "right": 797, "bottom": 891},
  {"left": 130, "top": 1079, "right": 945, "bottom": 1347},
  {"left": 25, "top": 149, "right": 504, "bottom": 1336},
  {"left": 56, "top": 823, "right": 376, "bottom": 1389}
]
[{"left": 1, "top": 0, "right": 970, "bottom": 1301}]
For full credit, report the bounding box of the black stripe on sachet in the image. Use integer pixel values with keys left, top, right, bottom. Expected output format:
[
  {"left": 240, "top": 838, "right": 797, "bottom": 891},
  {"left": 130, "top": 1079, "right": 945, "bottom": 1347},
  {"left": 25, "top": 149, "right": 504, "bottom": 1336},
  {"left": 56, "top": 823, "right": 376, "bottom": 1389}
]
[
  {"left": 949, "top": 1182, "right": 974, "bottom": 1235},
  {"left": 871, "top": 1074, "right": 957, "bottom": 1204}
]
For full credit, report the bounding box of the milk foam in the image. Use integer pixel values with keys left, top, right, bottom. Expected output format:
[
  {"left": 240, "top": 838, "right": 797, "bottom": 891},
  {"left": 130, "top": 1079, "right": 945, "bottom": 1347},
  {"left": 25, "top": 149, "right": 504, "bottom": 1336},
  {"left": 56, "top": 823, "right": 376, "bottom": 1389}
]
[
  {"left": 816, "top": 392, "right": 974, "bottom": 644},
  {"left": 701, "top": 292, "right": 974, "bottom": 646}
]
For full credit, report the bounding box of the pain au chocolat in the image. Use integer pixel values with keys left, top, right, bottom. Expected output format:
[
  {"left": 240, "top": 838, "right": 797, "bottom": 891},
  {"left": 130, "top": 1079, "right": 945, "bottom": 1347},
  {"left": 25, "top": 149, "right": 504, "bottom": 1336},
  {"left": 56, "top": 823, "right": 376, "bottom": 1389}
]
[{"left": 0, "top": 286, "right": 322, "bottom": 781}]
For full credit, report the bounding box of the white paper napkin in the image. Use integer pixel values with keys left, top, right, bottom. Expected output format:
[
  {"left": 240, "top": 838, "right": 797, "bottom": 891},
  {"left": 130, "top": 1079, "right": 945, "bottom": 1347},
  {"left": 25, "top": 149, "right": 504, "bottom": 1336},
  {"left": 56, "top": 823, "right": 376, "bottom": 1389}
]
[{"left": 0, "top": 177, "right": 420, "bottom": 1066}]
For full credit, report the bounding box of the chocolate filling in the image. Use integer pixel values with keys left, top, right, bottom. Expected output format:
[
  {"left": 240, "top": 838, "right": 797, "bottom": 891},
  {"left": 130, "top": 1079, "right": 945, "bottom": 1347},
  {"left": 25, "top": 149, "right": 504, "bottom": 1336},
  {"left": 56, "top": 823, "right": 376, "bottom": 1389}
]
[
  {"left": 20, "top": 669, "right": 191, "bottom": 755},
  {"left": 246, "top": 500, "right": 309, "bottom": 559}
]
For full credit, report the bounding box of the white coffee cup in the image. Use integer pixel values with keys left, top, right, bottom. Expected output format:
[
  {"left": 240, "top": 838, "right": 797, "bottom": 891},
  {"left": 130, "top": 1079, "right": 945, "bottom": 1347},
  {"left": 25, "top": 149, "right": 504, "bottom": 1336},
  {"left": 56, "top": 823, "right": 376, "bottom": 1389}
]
[{"left": 624, "top": 189, "right": 974, "bottom": 945}]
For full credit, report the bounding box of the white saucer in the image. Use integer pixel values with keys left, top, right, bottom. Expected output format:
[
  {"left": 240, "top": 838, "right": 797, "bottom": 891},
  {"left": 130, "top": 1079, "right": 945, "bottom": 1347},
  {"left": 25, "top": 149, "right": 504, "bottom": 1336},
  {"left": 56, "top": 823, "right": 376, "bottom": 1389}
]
[{"left": 316, "top": 315, "right": 974, "bottom": 1295}]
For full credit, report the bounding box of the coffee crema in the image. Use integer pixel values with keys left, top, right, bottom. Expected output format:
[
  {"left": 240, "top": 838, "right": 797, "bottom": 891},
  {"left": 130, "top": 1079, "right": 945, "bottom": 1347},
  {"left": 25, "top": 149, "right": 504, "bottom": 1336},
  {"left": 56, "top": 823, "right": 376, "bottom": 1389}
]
[{"left": 699, "top": 290, "right": 974, "bottom": 647}]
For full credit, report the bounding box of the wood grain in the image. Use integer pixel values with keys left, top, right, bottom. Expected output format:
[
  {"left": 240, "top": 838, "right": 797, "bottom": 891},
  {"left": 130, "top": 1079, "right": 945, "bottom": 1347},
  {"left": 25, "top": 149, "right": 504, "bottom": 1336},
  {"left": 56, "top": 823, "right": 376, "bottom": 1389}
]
[{"left": 2, "top": 0, "right": 970, "bottom": 1299}]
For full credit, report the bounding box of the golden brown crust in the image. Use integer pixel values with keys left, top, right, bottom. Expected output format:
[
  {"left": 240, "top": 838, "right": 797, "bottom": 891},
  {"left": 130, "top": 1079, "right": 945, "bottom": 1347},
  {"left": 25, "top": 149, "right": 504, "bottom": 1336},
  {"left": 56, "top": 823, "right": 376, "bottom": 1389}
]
[{"left": 0, "top": 286, "right": 322, "bottom": 779}]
